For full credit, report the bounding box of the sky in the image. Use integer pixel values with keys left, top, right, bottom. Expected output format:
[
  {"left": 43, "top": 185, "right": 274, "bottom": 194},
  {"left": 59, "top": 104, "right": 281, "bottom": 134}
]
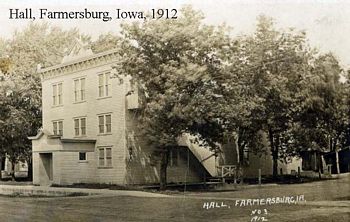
[{"left": 1, "top": 0, "right": 350, "bottom": 67}]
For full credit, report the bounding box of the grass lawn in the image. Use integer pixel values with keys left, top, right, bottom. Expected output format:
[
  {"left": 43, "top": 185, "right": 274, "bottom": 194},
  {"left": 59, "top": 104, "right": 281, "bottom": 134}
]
[
  {"left": 0, "top": 194, "right": 349, "bottom": 221},
  {"left": 0, "top": 174, "right": 349, "bottom": 221}
]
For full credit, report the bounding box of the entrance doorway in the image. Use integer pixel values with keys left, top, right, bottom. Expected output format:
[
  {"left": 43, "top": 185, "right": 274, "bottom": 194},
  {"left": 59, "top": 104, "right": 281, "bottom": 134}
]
[{"left": 39, "top": 153, "right": 53, "bottom": 185}]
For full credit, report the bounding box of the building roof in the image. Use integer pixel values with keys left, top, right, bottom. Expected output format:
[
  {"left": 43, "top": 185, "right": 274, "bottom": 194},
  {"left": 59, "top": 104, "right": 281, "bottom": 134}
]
[
  {"left": 61, "top": 38, "right": 93, "bottom": 64},
  {"left": 38, "top": 42, "right": 120, "bottom": 81}
]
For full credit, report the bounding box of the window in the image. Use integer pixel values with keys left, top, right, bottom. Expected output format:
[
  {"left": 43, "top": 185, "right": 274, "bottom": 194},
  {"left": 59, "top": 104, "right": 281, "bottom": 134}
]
[
  {"left": 74, "top": 77, "right": 86, "bottom": 102},
  {"left": 58, "top": 121, "right": 63, "bottom": 135},
  {"left": 74, "top": 119, "right": 79, "bottom": 136},
  {"left": 106, "top": 115, "right": 111, "bottom": 133},
  {"left": 81, "top": 118, "right": 86, "bottom": 135},
  {"left": 169, "top": 148, "right": 179, "bottom": 167},
  {"left": 98, "top": 114, "right": 112, "bottom": 134},
  {"left": 53, "top": 120, "right": 63, "bottom": 135},
  {"left": 74, "top": 117, "right": 87, "bottom": 136},
  {"left": 106, "top": 148, "right": 112, "bottom": 166},
  {"left": 53, "top": 84, "right": 56, "bottom": 105},
  {"left": 58, "top": 83, "right": 62, "bottom": 104},
  {"left": 79, "top": 152, "right": 87, "bottom": 161},
  {"left": 99, "top": 148, "right": 104, "bottom": 166},
  {"left": 52, "top": 83, "right": 63, "bottom": 105},
  {"left": 98, "top": 72, "right": 111, "bottom": 97},
  {"left": 98, "top": 116, "right": 104, "bottom": 134},
  {"left": 98, "top": 147, "right": 112, "bottom": 167}
]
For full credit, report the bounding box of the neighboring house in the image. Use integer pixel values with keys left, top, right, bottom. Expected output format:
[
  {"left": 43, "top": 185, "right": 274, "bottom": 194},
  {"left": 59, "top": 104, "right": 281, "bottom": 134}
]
[
  {"left": 220, "top": 134, "right": 302, "bottom": 178},
  {"left": 29, "top": 42, "right": 211, "bottom": 186},
  {"left": 300, "top": 150, "right": 325, "bottom": 173},
  {"left": 323, "top": 148, "right": 350, "bottom": 174}
]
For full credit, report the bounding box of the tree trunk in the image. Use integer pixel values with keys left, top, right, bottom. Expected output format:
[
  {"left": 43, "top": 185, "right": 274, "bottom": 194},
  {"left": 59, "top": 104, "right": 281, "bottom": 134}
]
[
  {"left": 235, "top": 132, "right": 245, "bottom": 184},
  {"left": 159, "top": 148, "right": 169, "bottom": 190},
  {"left": 335, "top": 149, "right": 340, "bottom": 174},
  {"left": 268, "top": 128, "right": 278, "bottom": 180},
  {"left": 233, "top": 132, "right": 240, "bottom": 165},
  {"left": 272, "top": 143, "right": 279, "bottom": 180},
  {"left": 318, "top": 152, "right": 323, "bottom": 179},
  {"left": 27, "top": 157, "right": 33, "bottom": 181},
  {"left": 0, "top": 157, "right": 2, "bottom": 180},
  {"left": 11, "top": 160, "right": 16, "bottom": 181}
]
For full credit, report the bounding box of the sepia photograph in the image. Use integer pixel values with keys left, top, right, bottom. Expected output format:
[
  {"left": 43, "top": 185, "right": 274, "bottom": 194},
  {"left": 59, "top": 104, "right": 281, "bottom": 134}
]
[{"left": 0, "top": 0, "right": 350, "bottom": 221}]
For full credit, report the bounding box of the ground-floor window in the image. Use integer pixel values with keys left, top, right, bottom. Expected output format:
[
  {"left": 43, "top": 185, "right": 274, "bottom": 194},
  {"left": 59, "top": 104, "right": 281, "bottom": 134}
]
[
  {"left": 98, "top": 147, "right": 112, "bottom": 167},
  {"left": 79, "top": 152, "right": 87, "bottom": 161}
]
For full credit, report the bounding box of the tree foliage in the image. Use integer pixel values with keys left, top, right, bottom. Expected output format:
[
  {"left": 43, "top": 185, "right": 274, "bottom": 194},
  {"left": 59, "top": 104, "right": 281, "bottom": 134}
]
[
  {"left": 116, "top": 6, "right": 232, "bottom": 189},
  {"left": 116, "top": 8, "right": 350, "bottom": 186},
  {"left": 91, "top": 32, "right": 122, "bottom": 53},
  {"left": 0, "top": 22, "right": 83, "bottom": 179},
  {"left": 1, "top": 8, "right": 349, "bottom": 185}
]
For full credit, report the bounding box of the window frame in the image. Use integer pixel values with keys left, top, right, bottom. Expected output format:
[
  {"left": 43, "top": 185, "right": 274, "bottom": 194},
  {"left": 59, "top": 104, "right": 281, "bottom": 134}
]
[
  {"left": 98, "top": 115, "right": 104, "bottom": 134},
  {"left": 58, "top": 121, "right": 63, "bottom": 136},
  {"left": 79, "top": 152, "right": 87, "bottom": 161},
  {"left": 98, "top": 113, "right": 112, "bottom": 135},
  {"left": 52, "top": 82, "right": 63, "bottom": 106},
  {"left": 98, "top": 147, "right": 112, "bottom": 168},
  {"left": 58, "top": 83, "right": 63, "bottom": 105},
  {"left": 52, "top": 120, "right": 63, "bottom": 136},
  {"left": 105, "top": 114, "right": 111, "bottom": 133},
  {"left": 73, "top": 117, "right": 87, "bottom": 137},
  {"left": 74, "top": 77, "right": 86, "bottom": 103},
  {"left": 98, "top": 72, "right": 111, "bottom": 98},
  {"left": 98, "top": 74, "right": 104, "bottom": 98}
]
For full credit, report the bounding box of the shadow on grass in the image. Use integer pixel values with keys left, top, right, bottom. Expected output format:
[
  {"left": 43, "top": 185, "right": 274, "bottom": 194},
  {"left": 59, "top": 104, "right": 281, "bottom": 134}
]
[
  {"left": 51, "top": 183, "right": 144, "bottom": 191},
  {"left": 0, "top": 192, "right": 89, "bottom": 198},
  {"left": 244, "top": 175, "right": 338, "bottom": 185}
]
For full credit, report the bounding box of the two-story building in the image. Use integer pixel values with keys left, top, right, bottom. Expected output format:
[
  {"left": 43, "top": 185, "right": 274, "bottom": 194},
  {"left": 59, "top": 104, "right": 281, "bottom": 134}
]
[{"left": 29, "top": 42, "right": 213, "bottom": 186}]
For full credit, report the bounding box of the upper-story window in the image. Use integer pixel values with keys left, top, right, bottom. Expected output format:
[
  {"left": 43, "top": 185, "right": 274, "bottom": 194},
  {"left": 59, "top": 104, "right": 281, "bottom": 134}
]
[
  {"left": 52, "top": 83, "right": 63, "bottom": 106},
  {"left": 74, "top": 117, "right": 87, "bottom": 137},
  {"left": 74, "top": 77, "right": 86, "bottom": 102},
  {"left": 98, "top": 114, "right": 111, "bottom": 134},
  {"left": 53, "top": 120, "right": 63, "bottom": 136},
  {"left": 98, "top": 72, "right": 111, "bottom": 98}
]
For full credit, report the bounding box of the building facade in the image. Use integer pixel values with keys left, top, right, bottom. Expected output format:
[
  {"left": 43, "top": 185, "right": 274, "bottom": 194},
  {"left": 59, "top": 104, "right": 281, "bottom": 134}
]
[{"left": 30, "top": 44, "right": 209, "bottom": 186}]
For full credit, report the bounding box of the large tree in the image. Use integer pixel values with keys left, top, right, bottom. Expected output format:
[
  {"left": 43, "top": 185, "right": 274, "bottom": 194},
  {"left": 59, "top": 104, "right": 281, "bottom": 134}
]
[
  {"left": 115, "top": 6, "right": 232, "bottom": 189},
  {"left": 290, "top": 53, "right": 349, "bottom": 174},
  {"left": 91, "top": 32, "right": 122, "bottom": 53},
  {"left": 232, "top": 16, "right": 313, "bottom": 178},
  {"left": 0, "top": 22, "right": 83, "bottom": 180}
]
